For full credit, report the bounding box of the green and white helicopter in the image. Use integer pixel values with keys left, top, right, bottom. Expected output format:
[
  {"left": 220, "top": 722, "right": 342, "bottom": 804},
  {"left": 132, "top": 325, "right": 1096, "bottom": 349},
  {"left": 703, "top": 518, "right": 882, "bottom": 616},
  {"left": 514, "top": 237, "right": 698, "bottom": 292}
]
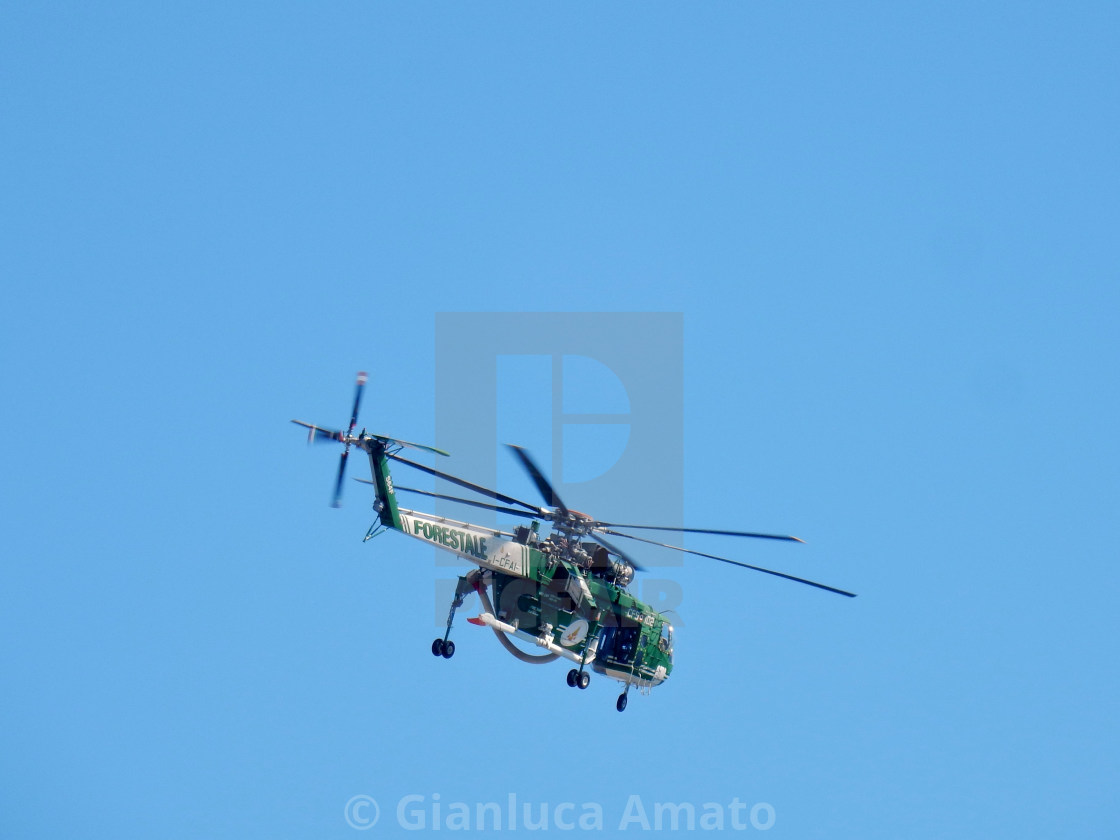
[{"left": 293, "top": 373, "right": 856, "bottom": 712}]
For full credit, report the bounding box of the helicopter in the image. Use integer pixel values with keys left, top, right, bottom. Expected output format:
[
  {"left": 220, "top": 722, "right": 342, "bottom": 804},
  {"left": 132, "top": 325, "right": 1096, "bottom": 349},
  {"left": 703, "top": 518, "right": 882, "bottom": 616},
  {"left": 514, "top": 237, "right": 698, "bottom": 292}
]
[{"left": 293, "top": 372, "right": 856, "bottom": 712}]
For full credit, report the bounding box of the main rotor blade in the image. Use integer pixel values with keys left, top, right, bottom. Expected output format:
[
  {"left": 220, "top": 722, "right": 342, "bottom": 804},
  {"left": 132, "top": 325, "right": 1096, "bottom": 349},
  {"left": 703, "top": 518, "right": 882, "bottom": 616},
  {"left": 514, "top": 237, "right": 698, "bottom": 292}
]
[
  {"left": 331, "top": 449, "right": 349, "bottom": 508},
  {"left": 347, "top": 371, "right": 367, "bottom": 435},
  {"left": 597, "top": 528, "right": 856, "bottom": 598},
  {"left": 589, "top": 531, "right": 644, "bottom": 572},
  {"left": 291, "top": 419, "right": 343, "bottom": 444},
  {"left": 387, "top": 452, "right": 544, "bottom": 513},
  {"left": 596, "top": 521, "right": 803, "bottom": 543},
  {"left": 356, "top": 481, "right": 540, "bottom": 519},
  {"left": 506, "top": 445, "right": 569, "bottom": 515}
]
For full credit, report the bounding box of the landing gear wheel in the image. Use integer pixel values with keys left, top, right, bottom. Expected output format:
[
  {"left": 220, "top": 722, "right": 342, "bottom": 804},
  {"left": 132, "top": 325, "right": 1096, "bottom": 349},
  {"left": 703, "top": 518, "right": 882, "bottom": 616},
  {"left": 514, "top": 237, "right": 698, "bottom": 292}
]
[
  {"left": 566, "top": 669, "right": 578, "bottom": 687},
  {"left": 441, "top": 640, "right": 456, "bottom": 659},
  {"left": 616, "top": 693, "right": 628, "bottom": 712},
  {"left": 431, "top": 639, "right": 445, "bottom": 657},
  {"left": 577, "top": 671, "right": 591, "bottom": 690}
]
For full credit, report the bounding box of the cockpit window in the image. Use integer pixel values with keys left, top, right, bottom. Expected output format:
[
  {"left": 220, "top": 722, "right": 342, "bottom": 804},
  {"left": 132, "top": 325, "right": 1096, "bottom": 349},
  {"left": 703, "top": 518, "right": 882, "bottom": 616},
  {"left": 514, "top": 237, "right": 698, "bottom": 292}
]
[
  {"left": 599, "top": 625, "right": 641, "bottom": 665},
  {"left": 658, "top": 622, "right": 674, "bottom": 654}
]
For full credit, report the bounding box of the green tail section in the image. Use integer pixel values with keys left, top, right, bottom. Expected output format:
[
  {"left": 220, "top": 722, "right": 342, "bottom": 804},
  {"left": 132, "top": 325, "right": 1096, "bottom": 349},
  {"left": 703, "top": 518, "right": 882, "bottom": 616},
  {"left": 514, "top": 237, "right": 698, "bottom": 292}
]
[{"left": 367, "top": 441, "right": 403, "bottom": 531}]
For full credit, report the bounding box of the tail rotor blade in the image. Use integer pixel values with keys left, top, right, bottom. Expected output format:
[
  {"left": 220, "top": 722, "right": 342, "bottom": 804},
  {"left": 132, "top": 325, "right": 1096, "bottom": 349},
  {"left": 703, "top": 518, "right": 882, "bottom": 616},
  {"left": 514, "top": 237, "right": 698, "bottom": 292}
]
[
  {"left": 331, "top": 449, "right": 349, "bottom": 508},
  {"left": 291, "top": 420, "right": 343, "bottom": 444},
  {"left": 348, "top": 371, "right": 367, "bottom": 435}
]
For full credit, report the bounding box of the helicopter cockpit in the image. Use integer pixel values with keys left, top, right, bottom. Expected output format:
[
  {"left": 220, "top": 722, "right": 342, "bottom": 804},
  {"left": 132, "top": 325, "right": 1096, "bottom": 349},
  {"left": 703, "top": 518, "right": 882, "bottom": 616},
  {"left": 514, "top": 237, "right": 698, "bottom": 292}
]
[{"left": 597, "top": 618, "right": 674, "bottom": 669}]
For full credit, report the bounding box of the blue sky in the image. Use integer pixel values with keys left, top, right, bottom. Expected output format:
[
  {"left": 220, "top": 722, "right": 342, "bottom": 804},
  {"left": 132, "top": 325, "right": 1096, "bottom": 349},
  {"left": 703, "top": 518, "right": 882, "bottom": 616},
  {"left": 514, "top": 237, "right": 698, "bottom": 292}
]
[{"left": 2, "top": 3, "right": 1118, "bottom": 838}]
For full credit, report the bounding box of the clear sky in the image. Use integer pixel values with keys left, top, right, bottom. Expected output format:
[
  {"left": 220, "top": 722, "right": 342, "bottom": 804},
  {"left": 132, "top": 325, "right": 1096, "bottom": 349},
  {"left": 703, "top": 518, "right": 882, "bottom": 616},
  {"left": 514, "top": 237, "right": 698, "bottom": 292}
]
[{"left": 2, "top": 3, "right": 1118, "bottom": 838}]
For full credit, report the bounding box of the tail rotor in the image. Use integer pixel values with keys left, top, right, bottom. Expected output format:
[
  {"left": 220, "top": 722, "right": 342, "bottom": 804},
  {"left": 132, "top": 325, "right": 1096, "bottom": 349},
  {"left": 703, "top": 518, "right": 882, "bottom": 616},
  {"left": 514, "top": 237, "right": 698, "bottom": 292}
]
[
  {"left": 331, "top": 371, "right": 367, "bottom": 507},
  {"left": 292, "top": 371, "right": 368, "bottom": 507}
]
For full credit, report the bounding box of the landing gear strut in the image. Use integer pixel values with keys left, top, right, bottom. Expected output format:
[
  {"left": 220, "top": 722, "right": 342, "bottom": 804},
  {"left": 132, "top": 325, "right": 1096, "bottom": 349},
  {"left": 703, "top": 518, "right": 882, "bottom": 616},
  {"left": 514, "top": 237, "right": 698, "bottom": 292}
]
[
  {"left": 564, "top": 633, "right": 594, "bottom": 690},
  {"left": 432, "top": 570, "right": 481, "bottom": 661}
]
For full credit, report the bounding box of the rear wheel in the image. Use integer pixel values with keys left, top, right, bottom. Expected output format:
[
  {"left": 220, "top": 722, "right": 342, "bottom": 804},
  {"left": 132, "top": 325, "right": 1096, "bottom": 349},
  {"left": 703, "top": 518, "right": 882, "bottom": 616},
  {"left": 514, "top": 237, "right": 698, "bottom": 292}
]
[{"left": 616, "top": 693, "right": 628, "bottom": 712}]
